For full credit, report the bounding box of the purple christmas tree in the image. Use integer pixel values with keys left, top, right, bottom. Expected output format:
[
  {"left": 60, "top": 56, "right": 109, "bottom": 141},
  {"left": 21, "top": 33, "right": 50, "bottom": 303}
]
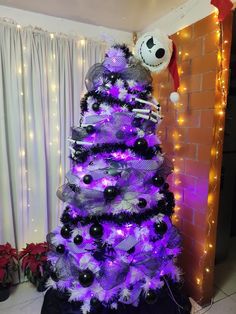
[{"left": 43, "top": 44, "right": 190, "bottom": 314}]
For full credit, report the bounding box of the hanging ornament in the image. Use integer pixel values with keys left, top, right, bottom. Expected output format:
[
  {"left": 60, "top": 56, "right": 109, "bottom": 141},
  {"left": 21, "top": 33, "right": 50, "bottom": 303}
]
[
  {"left": 116, "top": 130, "right": 125, "bottom": 139},
  {"left": 83, "top": 174, "right": 93, "bottom": 184},
  {"left": 61, "top": 212, "right": 71, "bottom": 224},
  {"left": 116, "top": 213, "right": 125, "bottom": 224},
  {"left": 56, "top": 244, "right": 65, "bottom": 254},
  {"left": 107, "top": 72, "right": 120, "bottom": 83},
  {"left": 92, "top": 103, "right": 100, "bottom": 112},
  {"left": 145, "top": 289, "right": 158, "bottom": 304},
  {"left": 162, "top": 183, "right": 170, "bottom": 191},
  {"left": 89, "top": 223, "right": 104, "bottom": 239},
  {"left": 60, "top": 226, "right": 72, "bottom": 239},
  {"left": 152, "top": 175, "right": 164, "bottom": 187},
  {"left": 138, "top": 198, "right": 147, "bottom": 208},
  {"left": 104, "top": 186, "right": 119, "bottom": 201},
  {"left": 90, "top": 297, "right": 101, "bottom": 309},
  {"left": 86, "top": 125, "right": 96, "bottom": 134},
  {"left": 134, "top": 138, "right": 148, "bottom": 153},
  {"left": 154, "top": 221, "right": 168, "bottom": 235},
  {"left": 132, "top": 118, "right": 142, "bottom": 128},
  {"left": 79, "top": 269, "right": 95, "bottom": 287},
  {"left": 135, "top": 30, "right": 180, "bottom": 103},
  {"left": 74, "top": 234, "right": 83, "bottom": 245}
]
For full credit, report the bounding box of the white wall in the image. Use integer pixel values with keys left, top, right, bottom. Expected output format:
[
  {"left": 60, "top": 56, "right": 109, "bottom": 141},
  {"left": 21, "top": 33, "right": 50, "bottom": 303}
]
[
  {"left": 141, "top": 0, "right": 236, "bottom": 35},
  {"left": 0, "top": 5, "right": 132, "bottom": 43}
]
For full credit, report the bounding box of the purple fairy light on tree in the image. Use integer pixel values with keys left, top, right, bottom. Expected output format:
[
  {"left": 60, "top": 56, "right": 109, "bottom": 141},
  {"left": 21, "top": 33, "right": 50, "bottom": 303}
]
[{"left": 42, "top": 32, "right": 191, "bottom": 314}]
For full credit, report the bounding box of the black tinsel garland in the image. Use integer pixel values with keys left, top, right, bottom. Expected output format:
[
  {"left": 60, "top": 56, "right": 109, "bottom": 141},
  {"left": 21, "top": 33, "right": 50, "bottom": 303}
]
[
  {"left": 80, "top": 86, "right": 153, "bottom": 114},
  {"left": 71, "top": 142, "right": 162, "bottom": 163},
  {"left": 61, "top": 196, "right": 175, "bottom": 227}
]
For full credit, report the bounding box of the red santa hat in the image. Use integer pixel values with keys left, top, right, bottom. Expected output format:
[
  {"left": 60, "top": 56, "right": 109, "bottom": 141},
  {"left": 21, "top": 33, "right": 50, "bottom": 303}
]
[{"left": 168, "top": 41, "right": 180, "bottom": 103}]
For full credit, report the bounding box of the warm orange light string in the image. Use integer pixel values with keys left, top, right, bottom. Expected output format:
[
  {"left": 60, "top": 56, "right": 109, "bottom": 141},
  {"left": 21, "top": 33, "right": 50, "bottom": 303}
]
[
  {"left": 170, "top": 13, "right": 230, "bottom": 303},
  {"left": 198, "top": 13, "right": 229, "bottom": 299}
]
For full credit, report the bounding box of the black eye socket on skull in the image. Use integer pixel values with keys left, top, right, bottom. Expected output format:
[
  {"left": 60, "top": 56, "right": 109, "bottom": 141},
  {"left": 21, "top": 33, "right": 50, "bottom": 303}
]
[
  {"left": 155, "top": 48, "right": 165, "bottom": 58},
  {"left": 146, "top": 37, "right": 155, "bottom": 49}
]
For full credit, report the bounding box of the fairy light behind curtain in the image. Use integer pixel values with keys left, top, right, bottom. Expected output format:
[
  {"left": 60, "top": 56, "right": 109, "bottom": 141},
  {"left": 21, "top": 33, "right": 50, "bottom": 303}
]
[{"left": 0, "top": 19, "right": 106, "bottom": 250}]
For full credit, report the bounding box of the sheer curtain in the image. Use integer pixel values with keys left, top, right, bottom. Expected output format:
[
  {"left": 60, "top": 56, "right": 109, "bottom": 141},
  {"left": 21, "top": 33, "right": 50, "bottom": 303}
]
[{"left": 0, "top": 20, "right": 106, "bottom": 250}]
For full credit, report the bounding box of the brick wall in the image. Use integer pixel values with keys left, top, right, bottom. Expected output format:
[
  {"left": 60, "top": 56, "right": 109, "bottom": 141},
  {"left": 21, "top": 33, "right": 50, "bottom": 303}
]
[{"left": 153, "top": 13, "right": 233, "bottom": 305}]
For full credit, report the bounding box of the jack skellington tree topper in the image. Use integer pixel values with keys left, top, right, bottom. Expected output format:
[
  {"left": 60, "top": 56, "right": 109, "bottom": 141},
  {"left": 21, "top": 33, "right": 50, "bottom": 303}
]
[{"left": 135, "top": 30, "right": 180, "bottom": 103}]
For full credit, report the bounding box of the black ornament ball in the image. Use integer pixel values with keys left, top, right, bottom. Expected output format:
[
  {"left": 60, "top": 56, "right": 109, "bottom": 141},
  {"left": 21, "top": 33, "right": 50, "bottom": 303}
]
[
  {"left": 116, "top": 130, "right": 125, "bottom": 139},
  {"left": 152, "top": 175, "right": 164, "bottom": 187},
  {"left": 162, "top": 183, "right": 170, "bottom": 191},
  {"left": 116, "top": 213, "right": 125, "bottom": 224},
  {"left": 86, "top": 125, "right": 95, "bottom": 134},
  {"left": 132, "top": 118, "right": 142, "bottom": 128},
  {"left": 56, "top": 244, "right": 65, "bottom": 254},
  {"left": 83, "top": 174, "right": 93, "bottom": 184},
  {"left": 79, "top": 269, "right": 95, "bottom": 287},
  {"left": 89, "top": 223, "right": 104, "bottom": 239},
  {"left": 134, "top": 138, "right": 148, "bottom": 153},
  {"left": 138, "top": 198, "right": 147, "bottom": 208},
  {"left": 145, "top": 289, "right": 158, "bottom": 304},
  {"left": 90, "top": 297, "right": 101, "bottom": 308},
  {"left": 61, "top": 212, "right": 71, "bottom": 224},
  {"left": 60, "top": 226, "right": 72, "bottom": 239},
  {"left": 92, "top": 103, "right": 100, "bottom": 112},
  {"left": 104, "top": 186, "right": 119, "bottom": 201},
  {"left": 108, "top": 72, "right": 119, "bottom": 83},
  {"left": 74, "top": 234, "right": 83, "bottom": 245},
  {"left": 154, "top": 221, "right": 168, "bottom": 235}
]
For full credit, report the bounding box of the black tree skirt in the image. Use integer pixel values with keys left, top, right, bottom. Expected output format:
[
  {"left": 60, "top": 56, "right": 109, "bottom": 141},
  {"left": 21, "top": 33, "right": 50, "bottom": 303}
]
[{"left": 41, "top": 285, "right": 191, "bottom": 314}]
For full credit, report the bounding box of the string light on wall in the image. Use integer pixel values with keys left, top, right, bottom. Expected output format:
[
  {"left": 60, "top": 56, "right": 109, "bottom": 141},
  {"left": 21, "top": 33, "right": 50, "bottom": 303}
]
[{"left": 196, "top": 10, "right": 232, "bottom": 301}]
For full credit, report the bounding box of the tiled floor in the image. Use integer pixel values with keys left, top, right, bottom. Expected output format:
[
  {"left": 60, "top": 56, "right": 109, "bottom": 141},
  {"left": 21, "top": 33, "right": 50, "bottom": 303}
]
[{"left": 0, "top": 238, "right": 235, "bottom": 314}]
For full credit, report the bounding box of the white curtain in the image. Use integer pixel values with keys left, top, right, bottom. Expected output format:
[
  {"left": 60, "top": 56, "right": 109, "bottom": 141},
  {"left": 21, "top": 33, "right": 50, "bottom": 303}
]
[{"left": 0, "top": 20, "right": 106, "bottom": 250}]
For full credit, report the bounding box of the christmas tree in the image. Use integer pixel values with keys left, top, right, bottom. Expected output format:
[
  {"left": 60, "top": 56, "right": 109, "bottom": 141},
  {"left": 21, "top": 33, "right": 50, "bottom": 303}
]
[{"left": 42, "top": 35, "right": 191, "bottom": 314}]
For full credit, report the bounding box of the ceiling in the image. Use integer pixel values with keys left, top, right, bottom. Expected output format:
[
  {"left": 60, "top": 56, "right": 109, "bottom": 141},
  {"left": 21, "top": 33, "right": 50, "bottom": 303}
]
[{"left": 0, "top": 0, "right": 188, "bottom": 32}]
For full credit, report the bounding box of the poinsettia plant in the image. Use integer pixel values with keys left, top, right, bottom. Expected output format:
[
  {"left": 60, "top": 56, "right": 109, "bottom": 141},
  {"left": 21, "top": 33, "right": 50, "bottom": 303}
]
[
  {"left": 19, "top": 242, "right": 50, "bottom": 291},
  {"left": 0, "top": 243, "right": 18, "bottom": 288}
]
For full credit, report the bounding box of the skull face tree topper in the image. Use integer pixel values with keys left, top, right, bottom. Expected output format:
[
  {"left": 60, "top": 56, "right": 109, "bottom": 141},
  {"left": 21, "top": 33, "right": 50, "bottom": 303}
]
[
  {"left": 135, "top": 31, "right": 173, "bottom": 73},
  {"left": 135, "top": 30, "right": 180, "bottom": 103}
]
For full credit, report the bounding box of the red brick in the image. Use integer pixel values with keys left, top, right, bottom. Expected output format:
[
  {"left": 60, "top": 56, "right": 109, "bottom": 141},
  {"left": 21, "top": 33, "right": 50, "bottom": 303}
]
[
  {"left": 191, "top": 52, "right": 218, "bottom": 74},
  {"left": 175, "top": 143, "right": 197, "bottom": 159},
  {"left": 189, "top": 91, "right": 216, "bottom": 110},
  {"left": 179, "top": 204, "right": 194, "bottom": 223},
  {"left": 194, "top": 14, "right": 217, "bottom": 38},
  {"left": 180, "top": 74, "right": 202, "bottom": 93},
  {"left": 187, "top": 128, "right": 213, "bottom": 144},
  {"left": 202, "top": 71, "right": 217, "bottom": 90},
  {"left": 177, "top": 174, "right": 197, "bottom": 191},
  {"left": 200, "top": 110, "right": 215, "bottom": 128},
  {"left": 204, "top": 32, "right": 219, "bottom": 54},
  {"left": 198, "top": 144, "right": 212, "bottom": 162},
  {"left": 194, "top": 210, "right": 208, "bottom": 226},
  {"left": 183, "top": 190, "right": 208, "bottom": 212},
  {"left": 185, "top": 160, "right": 210, "bottom": 178},
  {"left": 177, "top": 111, "right": 201, "bottom": 128}
]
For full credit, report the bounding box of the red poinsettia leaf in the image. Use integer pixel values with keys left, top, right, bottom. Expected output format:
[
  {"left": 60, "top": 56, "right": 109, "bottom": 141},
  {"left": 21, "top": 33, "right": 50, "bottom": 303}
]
[
  {"left": 30, "top": 261, "right": 40, "bottom": 273},
  {"left": 0, "top": 256, "right": 10, "bottom": 267},
  {"left": 211, "top": 0, "right": 233, "bottom": 21}
]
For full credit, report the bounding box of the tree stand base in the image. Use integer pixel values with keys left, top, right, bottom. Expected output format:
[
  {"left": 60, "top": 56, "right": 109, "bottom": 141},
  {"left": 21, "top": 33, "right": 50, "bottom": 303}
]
[{"left": 41, "top": 285, "right": 192, "bottom": 314}]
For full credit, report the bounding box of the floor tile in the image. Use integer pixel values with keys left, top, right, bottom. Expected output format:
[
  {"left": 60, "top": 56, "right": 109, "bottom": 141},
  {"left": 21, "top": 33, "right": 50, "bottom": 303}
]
[
  {"left": 0, "top": 282, "right": 43, "bottom": 312},
  {"left": 213, "top": 286, "right": 227, "bottom": 302},
  {"left": 230, "top": 293, "right": 236, "bottom": 303},
  {"left": 198, "top": 296, "right": 236, "bottom": 314}
]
